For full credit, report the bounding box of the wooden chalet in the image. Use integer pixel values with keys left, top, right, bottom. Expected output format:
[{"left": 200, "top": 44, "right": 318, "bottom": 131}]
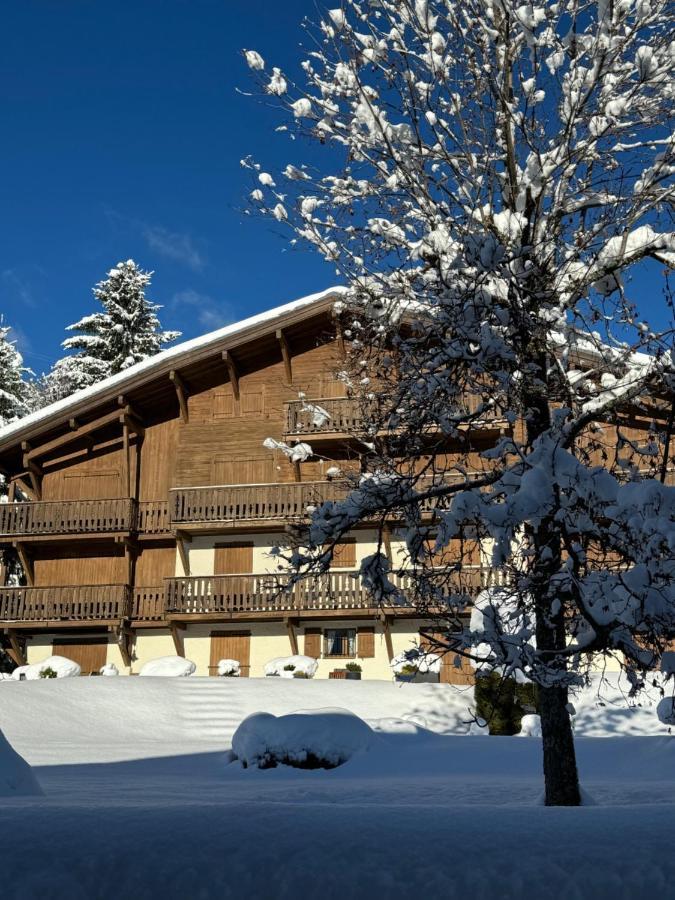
[{"left": 0, "top": 287, "right": 670, "bottom": 680}]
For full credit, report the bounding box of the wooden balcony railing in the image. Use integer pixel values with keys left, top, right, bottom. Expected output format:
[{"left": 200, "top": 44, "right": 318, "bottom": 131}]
[
  {"left": 165, "top": 567, "right": 490, "bottom": 616},
  {"left": 170, "top": 481, "right": 349, "bottom": 526},
  {"left": 0, "top": 498, "right": 136, "bottom": 539},
  {"left": 285, "top": 397, "right": 363, "bottom": 435},
  {"left": 284, "top": 394, "right": 499, "bottom": 436},
  {"left": 0, "top": 584, "right": 132, "bottom": 622},
  {"left": 136, "top": 500, "right": 171, "bottom": 534},
  {"left": 132, "top": 586, "right": 165, "bottom": 620}
]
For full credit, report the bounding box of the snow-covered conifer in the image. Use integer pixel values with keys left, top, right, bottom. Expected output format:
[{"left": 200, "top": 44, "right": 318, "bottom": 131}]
[
  {"left": 0, "top": 319, "right": 29, "bottom": 427},
  {"left": 247, "top": 1, "right": 675, "bottom": 806},
  {"left": 59, "top": 260, "right": 180, "bottom": 390}
]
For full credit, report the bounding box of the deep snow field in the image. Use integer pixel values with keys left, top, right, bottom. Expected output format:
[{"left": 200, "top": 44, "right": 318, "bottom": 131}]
[{"left": 1, "top": 676, "right": 675, "bottom": 900}]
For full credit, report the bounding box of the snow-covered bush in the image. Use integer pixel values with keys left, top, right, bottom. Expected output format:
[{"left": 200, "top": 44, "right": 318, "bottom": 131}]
[
  {"left": 390, "top": 649, "right": 441, "bottom": 676},
  {"left": 519, "top": 715, "right": 543, "bottom": 738},
  {"left": 12, "top": 656, "right": 81, "bottom": 680},
  {"left": 657, "top": 697, "right": 675, "bottom": 727},
  {"left": 99, "top": 663, "right": 119, "bottom": 677},
  {"left": 264, "top": 655, "right": 318, "bottom": 679},
  {"left": 217, "top": 659, "right": 240, "bottom": 677},
  {"left": 232, "top": 709, "right": 376, "bottom": 769},
  {"left": 139, "top": 656, "right": 196, "bottom": 677},
  {"left": 39, "top": 667, "right": 57, "bottom": 679}
]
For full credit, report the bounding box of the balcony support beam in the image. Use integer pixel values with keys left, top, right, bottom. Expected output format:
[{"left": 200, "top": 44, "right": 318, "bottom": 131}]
[
  {"left": 170, "top": 622, "right": 186, "bottom": 657},
  {"left": 380, "top": 613, "right": 394, "bottom": 662},
  {"left": 285, "top": 617, "right": 299, "bottom": 655},
  {"left": 13, "top": 542, "right": 34, "bottom": 587},
  {"left": 222, "top": 351, "right": 240, "bottom": 401},
  {"left": 276, "top": 329, "right": 293, "bottom": 384},
  {"left": 114, "top": 624, "right": 133, "bottom": 667},
  {"left": 176, "top": 530, "right": 191, "bottom": 576},
  {"left": 4, "top": 629, "right": 26, "bottom": 666},
  {"left": 382, "top": 522, "right": 393, "bottom": 562},
  {"left": 169, "top": 371, "right": 189, "bottom": 424}
]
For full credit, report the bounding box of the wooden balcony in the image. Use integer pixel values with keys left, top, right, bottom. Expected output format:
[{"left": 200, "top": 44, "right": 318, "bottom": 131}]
[
  {"left": 0, "top": 498, "right": 136, "bottom": 540},
  {"left": 284, "top": 394, "right": 503, "bottom": 438},
  {"left": 170, "top": 481, "right": 349, "bottom": 527},
  {"left": 165, "top": 567, "right": 489, "bottom": 617},
  {"left": 132, "top": 586, "right": 165, "bottom": 621},
  {"left": 136, "top": 500, "right": 171, "bottom": 535},
  {"left": 0, "top": 584, "right": 131, "bottom": 624},
  {"left": 284, "top": 397, "right": 363, "bottom": 436}
]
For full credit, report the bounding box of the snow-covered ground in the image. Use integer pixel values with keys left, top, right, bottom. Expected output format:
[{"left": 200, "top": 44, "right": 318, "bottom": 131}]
[{"left": 1, "top": 677, "right": 674, "bottom": 899}]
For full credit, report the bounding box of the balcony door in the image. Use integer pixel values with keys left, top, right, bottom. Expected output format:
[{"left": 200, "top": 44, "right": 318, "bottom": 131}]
[{"left": 209, "top": 631, "right": 251, "bottom": 677}]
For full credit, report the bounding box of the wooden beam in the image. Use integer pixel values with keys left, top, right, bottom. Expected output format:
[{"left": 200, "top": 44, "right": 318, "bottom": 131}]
[
  {"left": 285, "top": 618, "right": 299, "bottom": 655},
  {"left": 26, "top": 406, "right": 133, "bottom": 462},
  {"left": 123, "top": 421, "right": 131, "bottom": 497},
  {"left": 124, "top": 414, "right": 145, "bottom": 439},
  {"left": 381, "top": 613, "right": 394, "bottom": 662},
  {"left": 222, "top": 351, "right": 240, "bottom": 401},
  {"left": 293, "top": 460, "right": 302, "bottom": 483},
  {"left": 23, "top": 461, "right": 42, "bottom": 500},
  {"left": 7, "top": 480, "right": 16, "bottom": 504},
  {"left": 382, "top": 523, "right": 393, "bottom": 562},
  {"left": 5, "top": 630, "right": 26, "bottom": 667},
  {"left": 334, "top": 318, "right": 346, "bottom": 358},
  {"left": 13, "top": 542, "right": 34, "bottom": 587},
  {"left": 176, "top": 531, "right": 191, "bottom": 576},
  {"left": 276, "top": 329, "right": 293, "bottom": 383},
  {"left": 169, "top": 371, "right": 189, "bottom": 424},
  {"left": 115, "top": 625, "right": 133, "bottom": 667},
  {"left": 13, "top": 477, "right": 35, "bottom": 501},
  {"left": 170, "top": 622, "right": 186, "bottom": 657}
]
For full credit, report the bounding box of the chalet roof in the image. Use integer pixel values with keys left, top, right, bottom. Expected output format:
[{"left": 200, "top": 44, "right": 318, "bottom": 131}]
[{"left": 0, "top": 285, "right": 346, "bottom": 455}]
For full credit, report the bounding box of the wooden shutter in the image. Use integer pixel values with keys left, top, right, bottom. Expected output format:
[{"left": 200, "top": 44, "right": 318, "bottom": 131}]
[
  {"left": 241, "top": 391, "right": 264, "bottom": 416},
  {"left": 52, "top": 638, "right": 107, "bottom": 675},
  {"left": 210, "top": 631, "right": 251, "bottom": 677},
  {"left": 214, "top": 388, "right": 236, "bottom": 419},
  {"left": 420, "top": 630, "right": 474, "bottom": 685},
  {"left": 330, "top": 539, "right": 356, "bottom": 569},
  {"left": 304, "top": 627, "right": 322, "bottom": 658},
  {"left": 62, "top": 471, "right": 120, "bottom": 500},
  {"left": 214, "top": 542, "right": 253, "bottom": 575},
  {"left": 357, "top": 626, "right": 375, "bottom": 658}
]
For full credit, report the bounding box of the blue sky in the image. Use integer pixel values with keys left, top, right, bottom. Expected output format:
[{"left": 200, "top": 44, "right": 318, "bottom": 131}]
[
  {"left": 2, "top": 0, "right": 337, "bottom": 372},
  {"left": 2, "top": 1, "right": 670, "bottom": 373}
]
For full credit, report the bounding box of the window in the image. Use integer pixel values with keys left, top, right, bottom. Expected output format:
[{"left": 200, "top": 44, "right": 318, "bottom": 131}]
[{"left": 323, "top": 628, "right": 356, "bottom": 658}]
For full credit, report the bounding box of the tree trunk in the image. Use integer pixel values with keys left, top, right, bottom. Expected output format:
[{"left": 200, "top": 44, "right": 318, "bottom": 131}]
[{"left": 524, "top": 348, "right": 581, "bottom": 807}]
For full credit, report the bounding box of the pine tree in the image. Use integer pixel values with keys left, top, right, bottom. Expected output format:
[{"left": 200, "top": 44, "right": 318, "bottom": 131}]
[
  {"left": 60, "top": 260, "right": 180, "bottom": 389},
  {"left": 0, "top": 319, "right": 29, "bottom": 427}
]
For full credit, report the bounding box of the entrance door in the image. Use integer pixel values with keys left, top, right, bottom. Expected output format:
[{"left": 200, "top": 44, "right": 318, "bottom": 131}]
[
  {"left": 52, "top": 637, "right": 108, "bottom": 675},
  {"left": 420, "top": 630, "right": 474, "bottom": 685},
  {"left": 209, "top": 631, "right": 251, "bottom": 677}
]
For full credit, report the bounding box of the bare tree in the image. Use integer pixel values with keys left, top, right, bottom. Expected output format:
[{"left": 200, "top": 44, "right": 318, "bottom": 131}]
[{"left": 245, "top": 0, "right": 675, "bottom": 805}]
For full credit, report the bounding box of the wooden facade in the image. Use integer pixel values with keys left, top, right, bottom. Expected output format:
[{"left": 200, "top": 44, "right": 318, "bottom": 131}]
[{"left": 0, "top": 289, "right": 671, "bottom": 675}]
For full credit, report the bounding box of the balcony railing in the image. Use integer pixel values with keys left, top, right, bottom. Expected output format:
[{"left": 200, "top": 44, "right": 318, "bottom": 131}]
[
  {"left": 165, "top": 567, "right": 489, "bottom": 616},
  {"left": 132, "top": 586, "right": 165, "bottom": 621},
  {"left": 285, "top": 397, "right": 363, "bottom": 435},
  {"left": 170, "top": 481, "right": 349, "bottom": 526},
  {"left": 284, "top": 394, "right": 500, "bottom": 437},
  {"left": 0, "top": 498, "right": 136, "bottom": 539},
  {"left": 136, "top": 500, "right": 171, "bottom": 534},
  {"left": 0, "top": 584, "right": 132, "bottom": 622}
]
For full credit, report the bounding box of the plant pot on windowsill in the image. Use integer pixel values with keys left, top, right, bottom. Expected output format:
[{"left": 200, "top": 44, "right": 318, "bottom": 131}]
[{"left": 345, "top": 663, "right": 362, "bottom": 681}]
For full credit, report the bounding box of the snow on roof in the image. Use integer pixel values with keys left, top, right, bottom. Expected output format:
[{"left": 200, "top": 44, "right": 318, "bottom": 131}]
[{"left": 0, "top": 285, "right": 346, "bottom": 448}]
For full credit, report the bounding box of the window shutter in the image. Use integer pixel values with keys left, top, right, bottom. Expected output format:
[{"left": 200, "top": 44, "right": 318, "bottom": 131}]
[
  {"left": 304, "top": 628, "right": 322, "bottom": 658},
  {"left": 357, "top": 626, "right": 375, "bottom": 658},
  {"left": 330, "top": 539, "right": 356, "bottom": 569}
]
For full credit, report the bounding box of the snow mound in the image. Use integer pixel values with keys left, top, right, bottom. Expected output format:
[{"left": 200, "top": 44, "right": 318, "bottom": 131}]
[
  {"left": 217, "top": 659, "right": 241, "bottom": 676},
  {"left": 657, "top": 696, "right": 675, "bottom": 726},
  {"left": 12, "top": 655, "right": 81, "bottom": 680},
  {"left": 232, "top": 709, "right": 377, "bottom": 769},
  {"left": 139, "top": 656, "right": 196, "bottom": 677},
  {"left": 519, "top": 714, "right": 542, "bottom": 737},
  {"left": 0, "top": 729, "right": 43, "bottom": 796},
  {"left": 264, "top": 655, "right": 318, "bottom": 678},
  {"left": 99, "top": 663, "right": 119, "bottom": 677}
]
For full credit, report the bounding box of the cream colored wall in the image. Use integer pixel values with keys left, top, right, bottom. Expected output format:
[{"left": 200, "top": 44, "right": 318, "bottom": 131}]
[{"left": 130, "top": 629, "right": 178, "bottom": 674}]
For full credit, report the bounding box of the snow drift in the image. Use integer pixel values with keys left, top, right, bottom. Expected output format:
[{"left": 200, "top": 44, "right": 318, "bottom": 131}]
[
  {"left": 139, "top": 656, "right": 196, "bottom": 677},
  {"left": 12, "top": 655, "right": 81, "bottom": 680},
  {"left": 0, "top": 729, "right": 42, "bottom": 797}
]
